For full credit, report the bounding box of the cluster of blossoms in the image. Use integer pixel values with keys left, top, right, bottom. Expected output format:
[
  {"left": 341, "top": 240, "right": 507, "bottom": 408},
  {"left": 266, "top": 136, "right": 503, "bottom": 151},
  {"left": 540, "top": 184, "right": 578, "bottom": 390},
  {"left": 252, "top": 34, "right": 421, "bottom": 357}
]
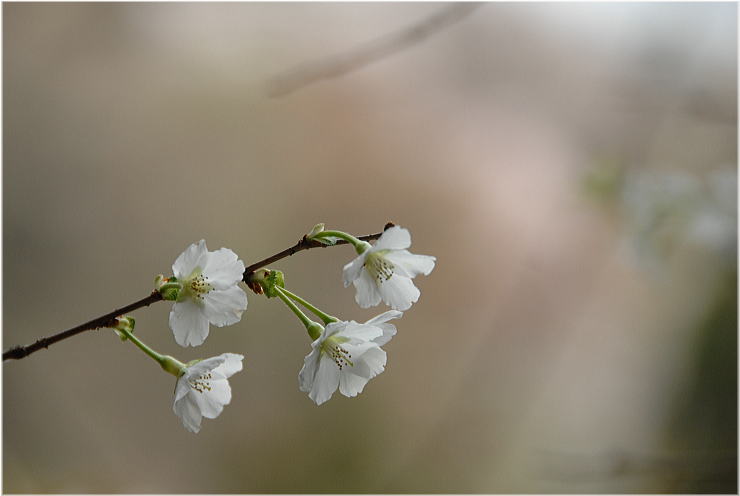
[{"left": 114, "top": 225, "right": 435, "bottom": 433}]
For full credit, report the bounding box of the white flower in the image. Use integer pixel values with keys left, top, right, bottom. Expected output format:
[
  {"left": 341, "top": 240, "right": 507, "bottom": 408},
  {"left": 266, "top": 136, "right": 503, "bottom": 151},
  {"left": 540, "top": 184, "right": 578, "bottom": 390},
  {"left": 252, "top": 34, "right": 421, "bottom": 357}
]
[
  {"left": 298, "top": 310, "right": 401, "bottom": 405},
  {"left": 343, "top": 226, "right": 435, "bottom": 311},
  {"left": 169, "top": 240, "right": 248, "bottom": 347},
  {"left": 173, "top": 352, "right": 244, "bottom": 433}
]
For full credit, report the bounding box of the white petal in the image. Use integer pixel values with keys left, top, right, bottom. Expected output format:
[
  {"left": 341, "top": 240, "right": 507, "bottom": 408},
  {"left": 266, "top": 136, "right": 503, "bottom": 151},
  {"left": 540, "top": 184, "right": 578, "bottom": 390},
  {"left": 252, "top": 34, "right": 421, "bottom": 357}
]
[
  {"left": 342, "top": 340, "right": 382, "bottom": 369},
  {"left": 322, "top": 321, "right": 347, "bottom": 339},
  {"left": 374, "top": 226, "right": 411, "bottom": 251},
  {"left": 338, "top": 370, "right": 371, "bottom": 398},
  {"left": 298, "top": 348, "right": 322, "bottom": 393},
  {"left": 353, "top": 346, "right": 387, "bottom": 378},
  {"left": 174, "top": 376, "right": 191, "bottom": 403},
  {"left": 364, "top": 310, "right": 403, "bottom": 326},
  {"left": 353, "top": 270, "right": 382, "bottom": 308},
  {"left": 384, "top": 250, "right": 436, "bottom": 277},
  {"left": 364, "top": 310, "right": 401, "bottom": 346},
  {"left": 342, "top": 253, "right": 367, "bottom": 287},
  {"left": 340, "top": 321, "right": 383, "bottom": 342},
  {"left": 169, "top": 301, "right": 210, "bottom": 347},
  {"left": 215, "top": 353, "right": 244, "bottom": 378},
  {"left": 173, "top": 394, "right": 203, "bottom": 433},
  {"left": 203, "top": 248, "right": 245, "bottom": 289},
  {"left": 202, "top": 286, "right": 248, "bottom": 327},
  {"left": 308, "top": 356, "right": 340, "bottom": 405},
  {"left": 191, "top": 379, "right": 231, "bottom": 419},
  {"left": 187, "top": 355, "right": 226, "bottom": 377},
  {"left": 377, "top": 274, "right": 420, "bottom": 311},
  {"left": 172, "top": 240, "right": 208, "bottom": 279}
]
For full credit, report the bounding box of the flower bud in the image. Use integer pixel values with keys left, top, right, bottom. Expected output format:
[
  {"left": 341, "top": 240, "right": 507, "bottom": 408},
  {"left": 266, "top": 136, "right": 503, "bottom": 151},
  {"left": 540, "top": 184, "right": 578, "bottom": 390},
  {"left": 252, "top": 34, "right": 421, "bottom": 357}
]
[
  {"left": 307, "top": 223, "right": 325, "bottom": 238},
  {"left": 112, "top": 316, "right": 136, "bottom": 341}
]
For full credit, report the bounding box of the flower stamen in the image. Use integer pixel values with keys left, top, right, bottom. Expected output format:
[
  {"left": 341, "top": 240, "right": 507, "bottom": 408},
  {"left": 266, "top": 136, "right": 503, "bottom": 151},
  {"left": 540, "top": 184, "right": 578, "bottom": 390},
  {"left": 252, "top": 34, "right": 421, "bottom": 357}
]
[
  {"left": 365, "top": 251, "right": 395, "bottom": 284},
  {"left": 322, "top": 339, "right": 354, "bottom": 370},
  {"left": 189, "top": 372, "right": 213, "bottom": 393}
]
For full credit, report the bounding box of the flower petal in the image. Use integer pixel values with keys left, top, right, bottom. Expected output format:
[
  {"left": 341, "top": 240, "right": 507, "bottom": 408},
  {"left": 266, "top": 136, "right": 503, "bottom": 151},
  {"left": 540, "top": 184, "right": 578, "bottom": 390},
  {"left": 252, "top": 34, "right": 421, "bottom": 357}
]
[
  {"left": 308, "top": 356, "right": 340, "bottom": 405},
  {"left": 340, "top": 321, "right": 384, "bottom": 342},
  {"left": 345, "top": 346, "right": 386, "bottom": 381},
  {"left": 172, "top": 240, "right": 208, "bottom": 279},
  {"left": 169, "top": 300, "right": 211, "bottom": 347},
  {"left": 384, "top": 250, "right": 436, "bottom": 277},
  {"left": 173, "top": 394, "right": 203, "bottom": 433},
  {"left": 190, "top": 379, "right": 231, "bottom": 419},
  {"left": 187, "top": 355, "right": 226, "bottom": 377},
  {"left": 353, "top": 270, "right": 382, "bottom": 308},
  {"left": 174, "top": 376, "right": 191, "bottom": 403},
  {"left": 215, "top": 353, "right": 244, "bottom": 378},
  {"left": 364, "top": 310, "right": 403, "bottom": 326},
  {"left": 374, "top": 226, "right": 411, "bottom": 251},
  {"left": 338, "top": 370, "right": 371, "bottom": 398},
  {"left": 364, "top": 310, "right": 401, "bottom": 346},
  {"left": 202, "top": 286, "right": 248, "bottom": 327},
  {"left": 203, "top": 248, "right": 245, "bottom": 289},
  {"left": 377, "top": 274, "right": 420, "bottom": 311},
  {"left": 298, "top": 347, "right": 322, "bottom": 393},
  {"left": 343, "top": 253, "right": 367, "bottom": 287}
]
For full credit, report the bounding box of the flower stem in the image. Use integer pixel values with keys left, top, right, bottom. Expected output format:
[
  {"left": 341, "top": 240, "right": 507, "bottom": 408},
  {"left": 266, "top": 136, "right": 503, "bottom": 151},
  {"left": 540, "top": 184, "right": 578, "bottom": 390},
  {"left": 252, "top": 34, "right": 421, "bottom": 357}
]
[
  {"left": 117, "top": 327, "right": 166, "bottom": 366},
  {"left": 279, "top": 287, "right": 339, "bottom": 325},
  {"left": 274, "top": 286, "right": 324, "bottom": 340},
  {"left": 313, "top": 230, "right": 372, "bottom": 254}
]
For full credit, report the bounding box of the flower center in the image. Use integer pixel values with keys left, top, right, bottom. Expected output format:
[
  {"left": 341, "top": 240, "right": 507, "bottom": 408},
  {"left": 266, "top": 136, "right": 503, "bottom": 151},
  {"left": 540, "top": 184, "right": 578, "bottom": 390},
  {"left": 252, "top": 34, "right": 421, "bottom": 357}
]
[
  {"left": 321, "top": 336, "right": 353, "bottom": 370},
  {"left": 189, "top": 372, "right": 213, "bottom": 393},
  {"left": 364, "top": 251, "right": 395, "bottom": 284},
  {"left": 182, "top": 268, "right": 214, "bottom": 302}
]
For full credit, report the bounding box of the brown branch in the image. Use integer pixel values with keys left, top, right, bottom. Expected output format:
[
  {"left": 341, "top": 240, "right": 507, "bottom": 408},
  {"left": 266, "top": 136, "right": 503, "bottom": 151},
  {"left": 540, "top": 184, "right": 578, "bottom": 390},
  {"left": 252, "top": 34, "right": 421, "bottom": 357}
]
[
  {"left": 2, "top": 292, "right": 164, "bottom": 361},
  {"left": 267, "top": 3, "right": 482, "bottom": 98},
  {"left": 3, "top": 223, "right": 392, "bottom": 362}
]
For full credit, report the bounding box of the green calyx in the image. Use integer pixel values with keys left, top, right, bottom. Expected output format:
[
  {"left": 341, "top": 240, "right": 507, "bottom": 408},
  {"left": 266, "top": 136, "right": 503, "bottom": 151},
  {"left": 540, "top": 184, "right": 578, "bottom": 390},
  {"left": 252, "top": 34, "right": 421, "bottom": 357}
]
[
  {"left": 155, "top": 274, "right": 182, "bottom": 301},
  {"left": 160, "top": 355, "right": 187, "bottom": 377},
  {"left": 307, "top": 322, "right": 324, "bottom": 341},
  {"left": 249, "top": 268, "right": 285, "bottom": 298}
]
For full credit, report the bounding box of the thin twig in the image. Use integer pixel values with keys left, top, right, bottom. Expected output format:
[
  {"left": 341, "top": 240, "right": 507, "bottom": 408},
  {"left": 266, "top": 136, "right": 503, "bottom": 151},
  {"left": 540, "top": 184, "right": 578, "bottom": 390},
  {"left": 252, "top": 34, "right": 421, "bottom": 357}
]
[
  {"left": 3, "top": 223, "right": 392, "bottom": 362},
  {"left": 2, "top": 292, "right": 164, "bottom": 361},
  {"left": 267, "top": 3, "right": 482, "bottom": 98}
]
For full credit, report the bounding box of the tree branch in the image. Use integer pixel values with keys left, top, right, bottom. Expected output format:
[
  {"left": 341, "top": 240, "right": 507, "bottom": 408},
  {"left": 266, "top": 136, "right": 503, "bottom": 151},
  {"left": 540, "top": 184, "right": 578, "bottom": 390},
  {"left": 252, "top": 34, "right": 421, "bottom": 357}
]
[
  {"left": 3, "top": 223, "right": 392, "bottom": 362},
  {"left": 267, "top": 3, "right": 482, "bottom": 98}
]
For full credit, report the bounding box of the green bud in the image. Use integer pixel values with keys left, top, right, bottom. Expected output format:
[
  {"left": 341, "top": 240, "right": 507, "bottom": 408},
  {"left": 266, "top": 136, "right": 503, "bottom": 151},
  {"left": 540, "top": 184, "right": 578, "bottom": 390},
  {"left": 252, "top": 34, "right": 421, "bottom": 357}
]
[
  {"left": 307, "top": 223, "right": 325, "bottom": 238},
  {"left": 112, "top": 316, "right": 136, "bottom": 341}
]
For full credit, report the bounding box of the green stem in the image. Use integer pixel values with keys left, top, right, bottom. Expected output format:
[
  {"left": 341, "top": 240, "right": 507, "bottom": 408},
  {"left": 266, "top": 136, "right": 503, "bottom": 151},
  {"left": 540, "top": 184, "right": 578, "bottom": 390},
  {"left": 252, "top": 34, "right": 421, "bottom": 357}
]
[
  {"left": 275, "top": 286, "right": 324, "bottom": 340},
  {"left": 313, "top": 230, "right": 371, "bottom": 254},
  {"left": 117, "top": 328, "right": 165, "bottom": 366},
  {"left": 279, "top": 287, "right": 339, "bottom": 325}
]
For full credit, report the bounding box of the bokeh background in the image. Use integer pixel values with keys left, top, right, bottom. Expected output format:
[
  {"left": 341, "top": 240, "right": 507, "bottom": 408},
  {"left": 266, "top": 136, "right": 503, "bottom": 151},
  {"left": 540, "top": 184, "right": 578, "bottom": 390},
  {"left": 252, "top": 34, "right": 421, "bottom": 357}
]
[{"left": 3, "top": 2, "right": 737, "bottom": 493}]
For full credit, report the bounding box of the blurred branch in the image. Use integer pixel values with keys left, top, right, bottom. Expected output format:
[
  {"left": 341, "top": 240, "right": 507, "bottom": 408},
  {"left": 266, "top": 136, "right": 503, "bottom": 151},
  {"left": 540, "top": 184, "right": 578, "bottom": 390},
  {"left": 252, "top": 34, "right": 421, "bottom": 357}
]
[
  {"left": 3, "top": 223, "right": 392, "bottom": 361},
  {"left": 267, "top": 3, "right": 482, "bottom": 98}
]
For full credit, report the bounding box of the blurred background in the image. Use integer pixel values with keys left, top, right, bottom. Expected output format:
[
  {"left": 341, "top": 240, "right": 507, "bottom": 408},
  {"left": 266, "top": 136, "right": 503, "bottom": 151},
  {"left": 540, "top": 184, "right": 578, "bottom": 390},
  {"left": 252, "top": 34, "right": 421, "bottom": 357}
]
[{"left": 3, "top": 2, "right": 737, "bottom": 493}]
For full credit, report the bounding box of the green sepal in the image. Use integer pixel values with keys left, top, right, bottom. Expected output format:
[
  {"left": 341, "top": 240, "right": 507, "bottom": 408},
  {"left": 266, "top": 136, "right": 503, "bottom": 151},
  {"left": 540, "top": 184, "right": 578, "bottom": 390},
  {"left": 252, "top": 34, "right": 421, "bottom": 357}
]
[{"left": 263, "top": 269, "right": 285, "bottom": 298}]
